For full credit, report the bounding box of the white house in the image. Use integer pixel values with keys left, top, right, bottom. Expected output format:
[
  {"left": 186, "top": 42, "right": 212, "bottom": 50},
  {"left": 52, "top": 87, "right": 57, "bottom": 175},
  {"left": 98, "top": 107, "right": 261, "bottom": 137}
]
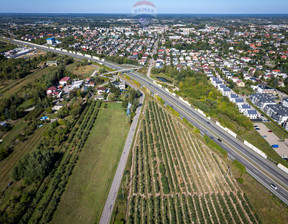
[
  {"left": 244, "top": 109, "right": 258, "bottom": 119},
  {"left": 239, "top": 104, "right": 251, "bottom": 113},
  {"left": 97, "top": 87, "right": 106, "bottom": 95}
]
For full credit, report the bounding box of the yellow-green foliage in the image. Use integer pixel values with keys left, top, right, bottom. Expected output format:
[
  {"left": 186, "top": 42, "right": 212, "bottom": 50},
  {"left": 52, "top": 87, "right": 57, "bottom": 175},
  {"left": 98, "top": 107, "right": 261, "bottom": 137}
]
[
  {"left": 204, "top": 135, "right": 227, "bottom": 157},
  {"left": 155, "top": 95, "right": 165, "bottom": 105},
  {"left": 133, "top": 79, "right": 141, "bottom": 87},
  {"left": 124, "top": 74, "right": 130, "bottom": 80},
  {"left": 183, "top": 117, "right": 194, "bottom": 129},
  {"left": 167, "top": 105, "right": 180, "bottom": 117},
  {"left": 192, "top": 127, "right": 200, "bottom": 134}
]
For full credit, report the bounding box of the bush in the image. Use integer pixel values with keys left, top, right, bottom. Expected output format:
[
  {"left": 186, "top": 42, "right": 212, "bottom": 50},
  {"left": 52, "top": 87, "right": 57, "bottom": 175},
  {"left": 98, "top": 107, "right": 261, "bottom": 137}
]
[
  {"left": 237, "top": 177, "right": 244, "bottom": 184},
  {"left": 0, "top": 147, "right": 9, "bottom": 161},
  {"left": 233, "top": 159, "right": 246, "bottom": 176}
]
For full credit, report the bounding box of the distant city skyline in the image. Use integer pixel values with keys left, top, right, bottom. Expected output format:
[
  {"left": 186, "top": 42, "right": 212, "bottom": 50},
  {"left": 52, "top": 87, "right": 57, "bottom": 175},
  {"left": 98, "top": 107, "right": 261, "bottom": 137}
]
[{"left": 0, "top": 0, "right": 288, "bottom": 14}]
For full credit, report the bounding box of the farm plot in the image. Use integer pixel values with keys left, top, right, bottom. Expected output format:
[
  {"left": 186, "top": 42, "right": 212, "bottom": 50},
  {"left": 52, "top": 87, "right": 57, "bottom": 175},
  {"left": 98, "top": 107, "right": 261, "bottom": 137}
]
[
  {"left": 126, "top": 101, "right": 261, "bottom": 224},
  {"left": 0, "top": 100, "right": 102, "bottom": 224}
]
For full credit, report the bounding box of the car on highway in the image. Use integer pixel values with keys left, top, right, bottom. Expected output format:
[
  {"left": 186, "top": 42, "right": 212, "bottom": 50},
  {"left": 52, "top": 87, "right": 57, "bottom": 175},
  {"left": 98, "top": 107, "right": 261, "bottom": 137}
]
[
  {"left": 270, "top": 183, "right": 277, "bottom": 190},
  {"left": 217, "top": 138, "right": 222, "bottom": 142}
]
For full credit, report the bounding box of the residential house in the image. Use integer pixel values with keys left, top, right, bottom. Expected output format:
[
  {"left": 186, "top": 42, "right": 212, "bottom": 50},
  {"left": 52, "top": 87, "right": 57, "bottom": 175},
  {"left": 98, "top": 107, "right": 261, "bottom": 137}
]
[
  {"left": 59, "top": 77, "right": 71, "bottom": 85},
  {"left": 239, "top": 104, "right": 252, "bottom": 113},
  {"left": 222, "top": 87, "right": 232, "bottom": 96},
  {"left": 257, "top": 84, "right": 276, "bottom": 94},
  {"left": 46, "top": 86, "right": 57, "bottom": 95},
  {"left": 244, "top": 109, "right": 258, "bottom": 119},
  {"left": 95, "top": 95, "right": 104, "bottom": 100},
  {"left": 234, "top": 98, "right": 245, "bottom": 106},
  {"left": 250, "top": 93, "right": 277, "bottom": 110},
  {"left": 228, "top": 94, "right": 239, "bottom": 102},
  {"left": 236, "top": 80, "right": 245, "bottom": 87},
  {"left": 85, "top": 82, "right": 95, "bottom": 87},
  {"left": 112, "top": 81, "right": 126, "bottom": 90},
  {"left": 97, "top": 87, "right": 106, "bottom": 95},
  {"left": 282, "top": 98, "right": 288, "bottom": 108},
  {"left": 263, "top": 104, "right": 288, "bottom": 125}
]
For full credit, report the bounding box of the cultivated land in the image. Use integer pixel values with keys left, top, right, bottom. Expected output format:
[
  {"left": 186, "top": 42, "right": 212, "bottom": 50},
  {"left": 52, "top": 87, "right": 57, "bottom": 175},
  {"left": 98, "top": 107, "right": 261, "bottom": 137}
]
[
  {"left": 51, "top": 102, "right": 129, "bottom": 224},
  {"left": 119, "top": 101, "right": 261, "bottom": 224}
]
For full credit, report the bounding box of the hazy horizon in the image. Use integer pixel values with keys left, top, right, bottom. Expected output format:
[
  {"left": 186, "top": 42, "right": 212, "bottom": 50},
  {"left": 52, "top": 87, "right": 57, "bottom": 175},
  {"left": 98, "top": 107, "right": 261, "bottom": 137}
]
[{"left": 1, "top": 0, "right": 288, "bottom": 14}]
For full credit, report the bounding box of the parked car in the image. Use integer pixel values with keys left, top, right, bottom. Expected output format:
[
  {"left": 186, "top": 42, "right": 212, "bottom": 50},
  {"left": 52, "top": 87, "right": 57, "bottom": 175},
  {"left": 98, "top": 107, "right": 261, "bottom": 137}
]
[{"left": 268, "top": 130, "right": 272, "bottom": 132}]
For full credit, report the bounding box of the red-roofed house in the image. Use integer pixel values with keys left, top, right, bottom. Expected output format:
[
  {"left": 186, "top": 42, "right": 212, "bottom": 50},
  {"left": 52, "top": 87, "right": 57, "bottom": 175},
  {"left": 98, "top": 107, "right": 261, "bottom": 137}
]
[
  {"left": 236, "top": 80, "right": 245, "bottom": 87},
  {"left": 86, "top": 82, "right": 95, "bottom": 87},
  {"left": 97, "top": 87, "right": 106, "bottom": 95},
  {"left": 59, "top": 77, "right": 71, "bottom": 85},
  {"left": 46, "top": 86, "right": 57, "bottom": 95}
]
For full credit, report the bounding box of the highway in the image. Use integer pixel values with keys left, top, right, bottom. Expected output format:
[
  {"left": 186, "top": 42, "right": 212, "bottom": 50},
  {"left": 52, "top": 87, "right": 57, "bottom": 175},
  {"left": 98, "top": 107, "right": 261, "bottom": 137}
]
[{"left": 3, "top": 37, "right": 288, "bottom": 207}]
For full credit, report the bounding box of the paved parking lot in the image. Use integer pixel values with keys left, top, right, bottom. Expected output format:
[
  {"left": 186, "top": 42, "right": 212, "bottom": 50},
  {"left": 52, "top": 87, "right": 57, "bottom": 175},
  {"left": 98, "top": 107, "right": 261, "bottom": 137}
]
[{"left": 254, "top": 123, "right": 288, "bottom": 157}]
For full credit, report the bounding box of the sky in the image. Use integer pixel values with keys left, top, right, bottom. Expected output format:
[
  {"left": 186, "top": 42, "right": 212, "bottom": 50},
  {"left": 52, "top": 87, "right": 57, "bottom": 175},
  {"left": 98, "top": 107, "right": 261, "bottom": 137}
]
[{"left": 0, "top": 0, "right": 288, "bottom": 14}]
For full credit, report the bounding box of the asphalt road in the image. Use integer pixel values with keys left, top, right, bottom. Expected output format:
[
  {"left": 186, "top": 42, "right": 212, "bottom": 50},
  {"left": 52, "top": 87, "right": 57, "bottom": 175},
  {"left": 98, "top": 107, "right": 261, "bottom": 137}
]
[
  {"left": 98, "top": 86, "right": 144, "bottom": 224},
  {"left": 4, "top": 37, "right": 288, "bottom": 207}
]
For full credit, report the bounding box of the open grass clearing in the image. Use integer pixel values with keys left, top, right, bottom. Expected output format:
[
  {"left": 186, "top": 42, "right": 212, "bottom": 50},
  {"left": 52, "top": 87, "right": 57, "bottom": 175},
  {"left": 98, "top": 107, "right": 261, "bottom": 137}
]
[
  {"left": 66, "top": 62, "right": 97, "bottom": 78},
  {"left": 51, "top": 102, "right": 129, "bottom": 224}
]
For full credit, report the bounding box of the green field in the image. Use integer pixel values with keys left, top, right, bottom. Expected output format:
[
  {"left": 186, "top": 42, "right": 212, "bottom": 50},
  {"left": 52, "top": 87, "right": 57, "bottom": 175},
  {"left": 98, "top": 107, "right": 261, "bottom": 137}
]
[{"left": 51, "top": 102, "right": 129, "bottom": 224}]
